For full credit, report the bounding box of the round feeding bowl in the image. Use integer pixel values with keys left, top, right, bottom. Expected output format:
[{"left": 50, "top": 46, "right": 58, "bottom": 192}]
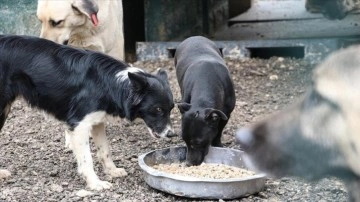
[{"left": 138, "top": 146, "right": 266, "bottom": 199}]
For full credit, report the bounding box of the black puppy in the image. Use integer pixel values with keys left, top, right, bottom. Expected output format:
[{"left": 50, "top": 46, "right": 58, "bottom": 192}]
[
  {"left": 0, "top": 35, "right": 174, "bottom": 190},
  {"left": 175, "top": 36, "right": 236, "bottom": 166}
]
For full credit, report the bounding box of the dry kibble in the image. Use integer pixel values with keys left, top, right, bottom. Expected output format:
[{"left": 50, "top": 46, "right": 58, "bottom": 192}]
[
  {"left": 269, "top": 75, "right": 279, "bottom": 80},
  {"left": 152, "top": 163, "right": 256, "bottom": 179}
]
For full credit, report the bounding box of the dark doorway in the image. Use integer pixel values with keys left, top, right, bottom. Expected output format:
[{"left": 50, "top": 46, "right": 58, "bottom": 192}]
[
  {"left": 248, "top": 47, "right": 305, "bottom": 59},
  {"left": 229, "top": 0, "right": 251, "bottom": 18},
  {"left": 123, "top": 0, "right": 145, "bottom": 62}
]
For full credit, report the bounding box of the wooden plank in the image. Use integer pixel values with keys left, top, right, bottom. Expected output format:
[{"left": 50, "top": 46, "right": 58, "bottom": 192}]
[{"left": 215, "top": 15, "right": 360, "bottom": 40}]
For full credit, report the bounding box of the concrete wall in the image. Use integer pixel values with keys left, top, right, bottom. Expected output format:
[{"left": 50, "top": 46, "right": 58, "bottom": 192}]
[
  {"left": 0, "top": 0, "right": 40, "bottom": 36},
  {"left": 207, "top": 0, "right": 229, "bottom": 35}
]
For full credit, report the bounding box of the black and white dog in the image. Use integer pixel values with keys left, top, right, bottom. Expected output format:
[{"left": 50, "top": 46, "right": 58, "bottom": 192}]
[
  {"left": 0, "top": 35, "right": 175, "bottom": 190},
  {"left": 175, "top": 36, "right": 236, "bottom": 166}
]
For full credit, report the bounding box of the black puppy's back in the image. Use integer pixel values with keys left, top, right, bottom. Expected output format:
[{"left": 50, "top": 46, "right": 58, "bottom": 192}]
[
  {"left": 174, "top": 36, "right": 223, "bottom": 62},
  {"left": 175, "top": 36, "right": 224, "bottom": 81},
  {"left": 174, "top": 36, "right": 234, "bottom": 112}
]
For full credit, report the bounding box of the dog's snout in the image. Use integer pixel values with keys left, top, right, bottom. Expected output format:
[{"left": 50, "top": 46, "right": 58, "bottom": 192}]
[
  {"left": 236, "top": 127, "right": 254, "bottom": 149},
  {"left": 185, "top": 157, "right": 203, "bottom": 166},
  {"left": 186, "top": 160, "right": 198, "bottom": 166},
  {"left": 147, "top": 125, "right": 175, "bottom": 138},
  {"left": 63, "top": 40, "right": 69, "bottom": 45},
  {"left": 157, "top": 125, "right": 175, "bottom": 138},
  {"left": 185, "top": 153, "right": 205, "bottom": 166}
]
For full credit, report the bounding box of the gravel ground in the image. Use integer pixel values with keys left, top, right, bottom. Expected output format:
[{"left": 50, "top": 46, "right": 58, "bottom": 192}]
[{"left": 0, "top": 57, "right": 348, "bottom": 201}]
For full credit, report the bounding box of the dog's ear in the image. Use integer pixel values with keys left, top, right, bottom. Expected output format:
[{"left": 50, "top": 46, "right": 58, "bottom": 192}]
[
  {"left": 156, "top": 68, "right": 169, "bottom": 83},
  {"left": 128, "top": 72, "right": 148, "bottom": 91},
  {"left": 72, "top": 0, "right": 99, "bottom": 26},
  {"left": 204, "top": 108, "right": 228, "bottom": 121},
  {"left": 177, "top": 103, "right": 191, "bottom": 114}
]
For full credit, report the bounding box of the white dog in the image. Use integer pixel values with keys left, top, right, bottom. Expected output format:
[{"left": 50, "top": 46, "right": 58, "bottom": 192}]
[{"left": 37, "top": 0, "right": 124, "bottom": 60}]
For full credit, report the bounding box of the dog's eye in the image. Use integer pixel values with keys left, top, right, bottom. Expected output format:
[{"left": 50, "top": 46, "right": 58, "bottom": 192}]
[
  {"left": 50, "top": 20, "right": 64, "bottom": 27},
  {"left": 156, "top": 107, "right": 163, "bottom": 113}
]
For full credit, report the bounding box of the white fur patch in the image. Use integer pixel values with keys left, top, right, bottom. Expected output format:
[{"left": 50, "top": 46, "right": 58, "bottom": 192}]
[
  {"left": 147, "top": 124, "right": 174, "bottom": 138},
  {"left": 81, "top": 111, "right": 107, "bottom": 126},
  {"left": 4, "top": 104, "right": 11, "bottom": 116},
  {"left": 68, "top": 111, "right": 114, "bottom": 190},
  {"left": 146, "top": 127, "right": 157, "bottom": 138},
  {"left": 158, "top": 124, "right": 174, "bottom": 138},
  {"left": 65, "top": 111, "right": 107, "bottom": 150},
  {"left": 115, "top": 67, "right": 144, "bottom": 83},
  {"left": 64, "top": 130, "right": 72, "bottom": 149},
  {"left": 92, "top": 123, "right": 127, "bottom": 178}
]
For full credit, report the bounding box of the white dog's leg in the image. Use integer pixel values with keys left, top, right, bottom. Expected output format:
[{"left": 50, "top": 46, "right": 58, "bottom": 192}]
[
  {"left": 0, "top": 169, "right": 11, "bottom": 179},
  {"left": 92, "top": 123, "right": 127, "bottom": 178},
  {"left": 69, "top": 124, "right": 112, "bottom": 191}
]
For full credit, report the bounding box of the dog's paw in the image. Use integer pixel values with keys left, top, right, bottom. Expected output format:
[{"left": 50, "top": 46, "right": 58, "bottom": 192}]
[
  {"left": 105, "top": 168, "right": 128, "bottom": 178},
  {"left": 87, "top": 180, "right": 112, "bottom": 191},
  {"left": 0, "top": 169, "right": 11, "bottom": 179}
]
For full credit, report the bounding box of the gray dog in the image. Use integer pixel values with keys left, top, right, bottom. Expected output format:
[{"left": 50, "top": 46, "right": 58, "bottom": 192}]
[{"left": 236, "top": 46, "right": 360, "bottom": 201}]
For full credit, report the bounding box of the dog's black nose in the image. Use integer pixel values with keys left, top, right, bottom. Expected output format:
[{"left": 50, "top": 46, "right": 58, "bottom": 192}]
[
  {"left": 185, "top": 158, "right": 202, "bottom": 166},
  {"left": 63, "top": 40, "right": 69, "bottom": 45}
]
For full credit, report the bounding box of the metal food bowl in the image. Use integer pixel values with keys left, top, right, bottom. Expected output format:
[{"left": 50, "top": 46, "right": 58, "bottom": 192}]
[{"left": 138, "top": 146, "right": 266, "bottom": 199}]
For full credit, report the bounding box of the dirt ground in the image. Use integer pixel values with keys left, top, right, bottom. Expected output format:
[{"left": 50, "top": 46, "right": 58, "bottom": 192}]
[{"left": 0, "top": 57, "right": 349, "bottom": 201}]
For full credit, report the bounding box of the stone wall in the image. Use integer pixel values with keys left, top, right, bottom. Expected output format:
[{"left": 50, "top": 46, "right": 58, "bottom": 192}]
[{"left": 0, "top": 0, "right": 40, "bottom": 36}]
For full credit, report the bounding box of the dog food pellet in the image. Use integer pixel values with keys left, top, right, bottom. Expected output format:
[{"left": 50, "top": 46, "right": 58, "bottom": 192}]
[{"left": 152, "top": 163, "right": 256, "bottom": 179}]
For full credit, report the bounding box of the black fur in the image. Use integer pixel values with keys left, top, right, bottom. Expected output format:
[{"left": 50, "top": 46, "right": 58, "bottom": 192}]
[
  {"left": 0, "top": 35, "right": 174, "bottom": 136},
  {"left": 175, "top": 36, "right": 236, "bottom": 166}
]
